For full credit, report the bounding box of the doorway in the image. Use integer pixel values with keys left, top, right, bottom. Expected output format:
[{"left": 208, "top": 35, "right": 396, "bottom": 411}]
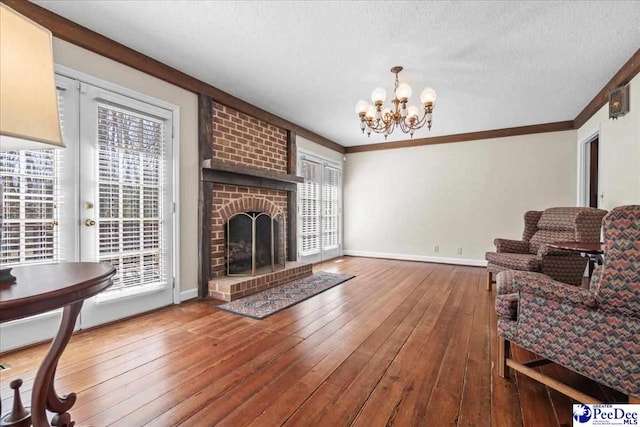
[
  {"left": 297, "top": 151, "right": 342, "bottom": 264},
  {"left": 578, "top": 133, "right": 599, "bottom": 208},
  {"left": 0, "top": 72, "right": 177, "bottom": 351}
]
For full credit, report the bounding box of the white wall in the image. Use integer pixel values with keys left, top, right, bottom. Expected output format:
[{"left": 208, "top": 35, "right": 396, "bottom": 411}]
[
  {"left": 344, "top": 130, "right": 577, "bottom": 264},
  {"left": 577, "top": 73, "right": 640, "bottom": 208},
  {"left": 52, "top": 39, "right": 200, "bottom": 299}
]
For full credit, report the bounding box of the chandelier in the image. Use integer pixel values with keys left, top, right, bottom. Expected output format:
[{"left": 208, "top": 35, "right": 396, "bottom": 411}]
[{"left": 355, "top": 66, "right": 437, "bottom": 139}]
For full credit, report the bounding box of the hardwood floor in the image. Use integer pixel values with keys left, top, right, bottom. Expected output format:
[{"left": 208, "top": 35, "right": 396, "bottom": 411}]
[{"left": 0, "top": 257, "right": 622, "bottom": 426}]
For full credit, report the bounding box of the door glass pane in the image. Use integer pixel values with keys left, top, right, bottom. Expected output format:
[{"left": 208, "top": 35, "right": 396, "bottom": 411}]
[{"left": 96, "top": 105, "right": 166, "bottom": 291}]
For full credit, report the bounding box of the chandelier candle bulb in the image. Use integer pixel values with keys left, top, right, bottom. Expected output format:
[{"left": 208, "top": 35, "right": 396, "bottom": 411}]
[
  {"left": 355, "top": 65, "right": 436, "bottom": 139},
  {"left": 407, "top": 105, "right": 420, "bottom": 119},
  {"left": 396, "top": 82, "right": 412, "bottom": 101},
  {"left": 420, "top": 87, "right": 437, "bottom": 105},
  {"left": 365, "top": 106, "right": 376, "bottom": 120},
  {"left": 355, "top": 99, "right": 369, "bottom": 114},
  {"left": 371, "top": 87, "right": 387, "bottom": 104}
]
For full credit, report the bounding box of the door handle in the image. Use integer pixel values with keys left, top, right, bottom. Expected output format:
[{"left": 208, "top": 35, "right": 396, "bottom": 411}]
[{"left": 85, "top": 219, "right": 96, "bottom": 227}]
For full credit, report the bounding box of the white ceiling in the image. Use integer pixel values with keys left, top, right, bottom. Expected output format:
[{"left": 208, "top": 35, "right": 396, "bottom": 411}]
[{"left": 37, "top": 1, "right": 640, "bottom": 147}]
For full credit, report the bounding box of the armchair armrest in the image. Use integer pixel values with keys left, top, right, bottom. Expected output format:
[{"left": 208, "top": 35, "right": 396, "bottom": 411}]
[
  {"left": 510, "top": 272, "right": 597, "bottom": 308},
  {"left": 537, "top": 244, "right": 579, "bottom": 257},
  {"left": 494, "top": 238, "right": 530, "bottom": 254}
]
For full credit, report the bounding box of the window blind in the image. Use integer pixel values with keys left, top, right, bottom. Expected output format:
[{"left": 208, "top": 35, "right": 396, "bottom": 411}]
[
  {"left": 0, "top": 89, "right": 65, "bottom": 267},
  {"left": 300, "top": 159, "right": 321, "bottom": 255},
  {"left": 96, "top": 104, "right": 166, "bottom": 291},
  {"left": 322, "top": 165, "right": 341, "bottom": 250}
]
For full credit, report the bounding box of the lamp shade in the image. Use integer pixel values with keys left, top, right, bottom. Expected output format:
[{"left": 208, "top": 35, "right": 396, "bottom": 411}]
[{"left": 0, "top": 4, "right": 63, "bottom": 151}]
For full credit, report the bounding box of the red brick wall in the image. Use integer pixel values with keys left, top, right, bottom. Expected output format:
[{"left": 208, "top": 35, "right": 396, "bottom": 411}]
[
  {"left": 212, "top": 104, "right": 288, "bottom": 173},
  {"left": 208, "top": 104, "right": 290, "bottom": 278}
]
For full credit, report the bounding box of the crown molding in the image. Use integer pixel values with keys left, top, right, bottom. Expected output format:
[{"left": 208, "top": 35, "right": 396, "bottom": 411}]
[
  {"left": 344, "top": 121, "right": 574, "bottom": 153},
  {"left": 1, "top": 0, "right": 345, "bottom": 154},
  {"left": 3, "top": 1, "right": 638, "bottom": 154}
]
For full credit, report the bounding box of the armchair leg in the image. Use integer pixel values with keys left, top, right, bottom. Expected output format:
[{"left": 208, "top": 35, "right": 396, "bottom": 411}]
[
  {"left": 497, "top": 337, "right": 510, "bottom": 378},
  {"left": 630, "top": 396, "right": 639, "bottom": 404},
  {"left": 487, "top": 271, "right": 493, "bottom": 291}
]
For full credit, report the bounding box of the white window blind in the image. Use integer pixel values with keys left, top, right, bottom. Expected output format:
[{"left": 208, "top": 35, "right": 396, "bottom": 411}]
[
  {"left": 300, "top": 159, "right": 321, "bottom": 255},
  {"left": 97, "top": 104, "right": 166, "bottom": 291},
  {"left": 0, "top": 89, "right": 66, "bottom": 267},
  {"left": 322, "top": 165, "right": 341, "bottom": 250}
]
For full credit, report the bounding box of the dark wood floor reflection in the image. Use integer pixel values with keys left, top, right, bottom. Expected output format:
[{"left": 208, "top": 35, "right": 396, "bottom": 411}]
[{"left": 1, "top": 257, "right": 617, "bottom": 426}]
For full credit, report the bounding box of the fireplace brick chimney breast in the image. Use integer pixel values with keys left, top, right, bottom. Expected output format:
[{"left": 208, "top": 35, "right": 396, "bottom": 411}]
[{"left": 207, "top": 104, "right": 290, "bottom": 278}]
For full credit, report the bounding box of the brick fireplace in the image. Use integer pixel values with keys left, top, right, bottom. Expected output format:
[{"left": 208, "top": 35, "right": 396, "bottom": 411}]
[{"left": 199, "top": 98, "right": 311, "bottom": 300}]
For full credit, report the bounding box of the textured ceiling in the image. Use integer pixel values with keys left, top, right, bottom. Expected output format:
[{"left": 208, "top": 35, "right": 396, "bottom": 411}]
[{"left": 37, "top": 1, "right": 640, "bottom": 147}]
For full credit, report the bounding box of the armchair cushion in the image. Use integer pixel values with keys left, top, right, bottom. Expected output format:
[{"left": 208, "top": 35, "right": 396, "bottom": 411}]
[
  {"left": 537, "top": 207, "right": 584, "bottom": 231},
  {"left": 494, "top": 238, "right": 530, "bottom": 254},
  {"left": 529, "top": 230, "right": 575, "bottom": 254},
  {"left": 486, "top": 252, "right": 539, "bottom": 271}
]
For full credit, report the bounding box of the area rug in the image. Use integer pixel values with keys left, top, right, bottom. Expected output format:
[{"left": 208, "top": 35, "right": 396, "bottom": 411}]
[{"left": 216, "top": 271, "right": 355, "bottom": 319}]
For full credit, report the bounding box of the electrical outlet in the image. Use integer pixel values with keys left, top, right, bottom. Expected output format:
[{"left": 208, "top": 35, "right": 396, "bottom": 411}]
[
  {"left": 457, "top": 247, "right": 463, "bottom": 255},
  {"left": 434, "top": 245, "right": 439, "bottom": 253}
]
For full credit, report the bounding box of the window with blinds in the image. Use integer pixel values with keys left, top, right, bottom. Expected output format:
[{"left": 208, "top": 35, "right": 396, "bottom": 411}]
[
  {"left": 300, "top": 159, "right": 321, "bottom": 255},
  {"left": 0, "top": 87, "right": 65, "bottom": 267},
  {"left": 322, "top": 165, "right": 341, "bottom": 250},
  {"left": 0, "top": 150, "right": 60, "bottom": 266},
  {"left": 97, "top": 104, "right": 166, "bottom": 291}
]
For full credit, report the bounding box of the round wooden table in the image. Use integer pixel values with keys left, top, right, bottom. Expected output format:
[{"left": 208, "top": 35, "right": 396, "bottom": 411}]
[
  {"left": 546, "top": 241, "right": 604, "bottom": 255},
  {"left": 0, "top": 262, "right": 116, "bottom": 427}
]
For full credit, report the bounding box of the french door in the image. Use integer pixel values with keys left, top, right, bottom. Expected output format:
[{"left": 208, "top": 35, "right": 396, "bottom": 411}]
[
  {"left": 0, "top": 74, "right": 175, "bottom": 351},
  {"left": 78, "top": 83, "right": 174, "bottom": 328},
  {"left": 297, "top": 152, "right": 342, "bottom": 263}
]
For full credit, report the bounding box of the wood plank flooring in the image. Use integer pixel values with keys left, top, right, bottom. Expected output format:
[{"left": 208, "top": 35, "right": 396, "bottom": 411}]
[{"left": 0, "top": 257, "right": 623, "bottom": 426}]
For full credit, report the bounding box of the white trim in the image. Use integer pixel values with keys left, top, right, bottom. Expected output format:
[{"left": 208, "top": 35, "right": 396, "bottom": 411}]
[
  {"left": 56, "top": 64, "right": 182, "bottom": 305},
  {"left": 342, "top": 250, "right": 488, "bottom": 267},
  {"left": 180, "top": 288, "right": 199, "bottom": 302},
  {"left": 577, "top": 128, "right": 599, "bottom": 207},
  {"left": 1, "top": 308, "right": 62, "bottom": 326},
  {"left": 172, "top": 113, "right": 181, "bottom": 304},
  {"left": 94, "top": 283, "right": 167, "bottom": 304},
  {"left": 55, "top": 64, "right": 179, "bottom": 112},
  {"left": 298, "top": 147, "right": 342, "bottom": 169}
]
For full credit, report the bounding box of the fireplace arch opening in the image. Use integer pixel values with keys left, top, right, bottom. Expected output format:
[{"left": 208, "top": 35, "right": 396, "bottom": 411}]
[{"left": 226, "top": 211, "right": 285, "bottom": 276}]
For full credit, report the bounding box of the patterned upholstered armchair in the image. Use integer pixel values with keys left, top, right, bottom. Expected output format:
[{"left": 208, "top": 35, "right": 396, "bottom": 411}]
[
  {"left": 495, "top": 205, "right": 640, "bottom": 403},
  {"left": 486, "top": 207, "right": 607, "bottom": 290}
]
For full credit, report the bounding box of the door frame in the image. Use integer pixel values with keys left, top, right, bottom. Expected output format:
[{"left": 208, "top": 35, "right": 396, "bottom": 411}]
[
  {"left": 297, "top": 148, "right": 343, "bottom": 262},
  {"left": 55, "top": 64, "right": 182, "bottom": 304},
  {"left": 577, "top": 129, "right": 600, "bottom": 207}
]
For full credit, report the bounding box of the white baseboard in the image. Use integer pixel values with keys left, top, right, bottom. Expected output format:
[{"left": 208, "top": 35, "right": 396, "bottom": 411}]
[
  {"left": 180, "top": 288, "right": 199, "bottom": 302},
  {"left": 342, "top": 250, "right": 488, "bottom": 267}
]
